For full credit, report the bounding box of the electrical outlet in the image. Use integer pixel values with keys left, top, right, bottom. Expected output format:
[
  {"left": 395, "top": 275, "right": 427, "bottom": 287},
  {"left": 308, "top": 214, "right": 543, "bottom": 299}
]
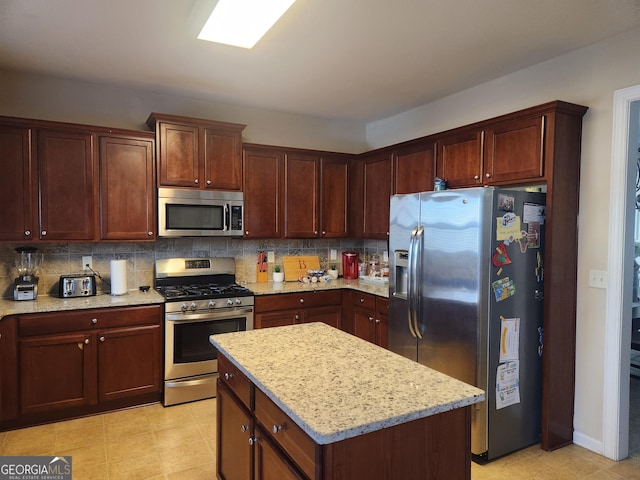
[
  {"left": 82, "top": 256, "right": 93, "bottom": 271},
  {"left": 267, "top": 251, "right": 275, "bottom": 263},
  {"left": 330, "top": 249, "right": 337, "bottom": 261},
  {"left": 383, "top": 251, "right": 389, "bottom": 263},
  {"left": 588, "top": 269, "right": 608, "bottom": 289}
]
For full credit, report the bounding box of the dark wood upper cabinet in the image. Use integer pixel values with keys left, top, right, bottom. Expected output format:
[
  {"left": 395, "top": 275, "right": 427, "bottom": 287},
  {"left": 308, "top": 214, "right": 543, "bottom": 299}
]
[
  {"left": 243, "top": 145, "right": 284, "bottom": 239},
  {"left": 36, "top": 128, "right": 97, "bottom": 241},
  {"left": 99, "top": 134, "right": 156, "bottom": 240},
  {"left": 362, "top": 152, "right": 393, "bottom": 239},
  {"left": 393, "top": 141, "right": 436, "bottom": 194},
  {"left": 484, "top": 115, "right": 544, "bottom": 184},
  {"left": 320, "top": 155, "right": 349, "bottom": 238},
  {"left": 0, "top": 126, "right": 34, "bottom": 241},
  {"left": 436, "top": 129, "right": 484, "bottom": 188},
  {"left": 146, "top": 113, "right": 245, "bottom": 191},
  {"left": 284, "top": 152, "right": 320, "bottom": 238}
]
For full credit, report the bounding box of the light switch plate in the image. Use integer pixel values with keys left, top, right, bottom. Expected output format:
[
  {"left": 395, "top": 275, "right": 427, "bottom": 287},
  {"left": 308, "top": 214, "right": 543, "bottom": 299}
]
[{"left": 588, "top": 269, "right": 608, "bottom": 289}]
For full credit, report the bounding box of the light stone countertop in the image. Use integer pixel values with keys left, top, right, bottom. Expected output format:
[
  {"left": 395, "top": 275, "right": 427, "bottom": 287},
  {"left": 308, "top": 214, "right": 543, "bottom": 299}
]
[
  {"left": 245, "top": 277, "right": 389, "bottom": 298},
  {"left": 0, "top": 289, "right": 165, "bottom": 318},
  {"left": 210, "top": 322, "right": 485, "bottom": 445}
]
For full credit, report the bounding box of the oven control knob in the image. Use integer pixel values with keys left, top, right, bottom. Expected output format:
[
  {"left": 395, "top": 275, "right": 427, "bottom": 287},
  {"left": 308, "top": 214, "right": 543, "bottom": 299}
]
[
  {"left": 208, "top": 300, "right": 216, "bottom": 309},
  {"left": 189, "top": 302, "right": 197, "bottom": 311},
  {"left": 235, "top": 298, "right": 242, "bottom": 305},
  {"left": 180, "top": 304, "right": 188, "bottom": 313},
  {"left": 226, "top": 299, "right": 234, "bottom": 306}
]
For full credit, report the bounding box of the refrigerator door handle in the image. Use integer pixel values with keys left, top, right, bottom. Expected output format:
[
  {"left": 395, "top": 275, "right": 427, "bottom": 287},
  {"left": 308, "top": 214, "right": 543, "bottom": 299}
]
[
  {"left": 407, "top": 227, "right": 419, "bottom": 339},
  {"left": 414, "top": 226, "right": 424, "bottom": 339}
]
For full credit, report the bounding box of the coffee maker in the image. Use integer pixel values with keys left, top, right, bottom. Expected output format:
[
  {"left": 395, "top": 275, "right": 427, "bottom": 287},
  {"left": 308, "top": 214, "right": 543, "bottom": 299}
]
[
  {"left": 14, "top": 246, "right": 44, "bottom": 301},
  {"left": 342, "top": 251, "right": 359, "bottom": 280}
]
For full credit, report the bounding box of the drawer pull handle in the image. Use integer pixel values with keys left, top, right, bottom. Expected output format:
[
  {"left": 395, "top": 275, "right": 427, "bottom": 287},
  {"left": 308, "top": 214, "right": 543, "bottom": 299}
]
[
  {"left": 241, "top": 425, "right": 249, "bottom": 432},
  {"left": 272, "top": 424, "right": 283, "bottom": 434},
  {"left": 224, "top": 372, "right": 232, "bottom": 380}
]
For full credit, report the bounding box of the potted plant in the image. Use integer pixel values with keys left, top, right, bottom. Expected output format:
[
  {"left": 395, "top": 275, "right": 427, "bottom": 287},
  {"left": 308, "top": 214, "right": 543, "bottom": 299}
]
[
  {"left": 272, "top": 264, "right": 285, "bottom": 283},
  {"left": 328, "top": 264, "right": 339, "bottom": 279}
]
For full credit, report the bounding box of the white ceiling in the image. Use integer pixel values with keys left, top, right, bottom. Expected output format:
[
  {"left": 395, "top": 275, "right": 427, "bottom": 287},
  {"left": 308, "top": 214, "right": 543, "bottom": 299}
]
[{"left": 1, "top": 0, "right": 640, "bottom": 122}]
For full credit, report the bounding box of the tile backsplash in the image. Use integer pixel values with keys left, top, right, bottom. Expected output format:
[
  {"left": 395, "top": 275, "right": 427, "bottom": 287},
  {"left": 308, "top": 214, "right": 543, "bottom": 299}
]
[{"left": 0, "top": 238, "right": 388, "bottom": 299}]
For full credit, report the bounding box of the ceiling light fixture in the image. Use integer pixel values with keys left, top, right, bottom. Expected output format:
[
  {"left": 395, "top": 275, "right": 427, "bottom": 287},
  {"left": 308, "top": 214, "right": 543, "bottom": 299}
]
[{"left": 197, "top": 0, "right": 297, "bottom": 49}]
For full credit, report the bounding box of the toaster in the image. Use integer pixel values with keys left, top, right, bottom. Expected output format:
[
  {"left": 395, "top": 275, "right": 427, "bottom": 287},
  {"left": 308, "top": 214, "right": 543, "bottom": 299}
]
[{"left": 59, "top": 274, "right": 97, "bottom": 298}]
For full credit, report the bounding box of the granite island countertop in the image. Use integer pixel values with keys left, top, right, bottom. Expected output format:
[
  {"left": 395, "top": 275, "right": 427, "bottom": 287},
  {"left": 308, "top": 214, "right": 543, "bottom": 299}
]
[{"left": 210, "top": 322, "right": 484, "bottom": 445}]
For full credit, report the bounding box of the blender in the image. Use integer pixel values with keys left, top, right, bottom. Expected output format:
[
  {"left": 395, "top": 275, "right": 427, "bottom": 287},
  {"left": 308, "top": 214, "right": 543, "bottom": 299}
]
[{"left": 14, "top": 246, "right": 44, "bottom": 301}]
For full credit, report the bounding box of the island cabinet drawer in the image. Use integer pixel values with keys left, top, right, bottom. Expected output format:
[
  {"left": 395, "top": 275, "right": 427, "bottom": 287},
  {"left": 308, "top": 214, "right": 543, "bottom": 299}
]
[
  {"left": 256, "top": 291, "right": 342, "bottom": 312},
  {"left": 254, "top": 388, "right": 318, "bottom": 479},
  {"left": 18, "top": 305, "right": 162, "bottom": 337},
  {"left": 218, "top": 354, "right": 253, "bottom": 409}
]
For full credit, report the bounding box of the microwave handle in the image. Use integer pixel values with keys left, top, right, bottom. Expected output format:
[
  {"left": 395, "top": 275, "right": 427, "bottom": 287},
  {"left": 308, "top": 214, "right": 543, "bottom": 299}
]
[{"left": 224, "top": 204, "right": 230, "bottom": 232}]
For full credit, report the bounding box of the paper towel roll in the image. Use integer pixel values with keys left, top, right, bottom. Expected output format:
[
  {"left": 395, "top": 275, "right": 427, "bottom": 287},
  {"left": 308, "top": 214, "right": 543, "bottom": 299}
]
[{"left": 110, "top": 259, "right": 128, "bottom": 295}]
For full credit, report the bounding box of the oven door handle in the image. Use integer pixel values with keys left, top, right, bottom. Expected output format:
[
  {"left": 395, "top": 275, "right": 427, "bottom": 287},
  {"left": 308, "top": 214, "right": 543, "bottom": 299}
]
[
  {"left": 166, "top": 377, "right": 215, "bottom": 388},
  {"left": 166, "top": 307, "right": 254, "bottom": 323}
]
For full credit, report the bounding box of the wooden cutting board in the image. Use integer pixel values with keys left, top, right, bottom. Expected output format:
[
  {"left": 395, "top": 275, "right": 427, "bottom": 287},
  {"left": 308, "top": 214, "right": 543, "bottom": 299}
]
[{"left": 283, "top": 256, "right": 320, "bottom": 281}]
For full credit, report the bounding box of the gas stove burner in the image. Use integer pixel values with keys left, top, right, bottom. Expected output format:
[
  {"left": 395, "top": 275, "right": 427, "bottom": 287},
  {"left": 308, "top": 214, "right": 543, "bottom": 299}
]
[{"left": 156, "top": 282, "right": 253, "bottom": 301}]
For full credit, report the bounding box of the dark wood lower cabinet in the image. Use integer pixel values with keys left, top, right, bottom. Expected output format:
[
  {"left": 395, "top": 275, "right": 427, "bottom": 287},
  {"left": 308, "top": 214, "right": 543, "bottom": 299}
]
[
  {"left": 217, "top": 380, "right": 253, "bottom": 480},
  {"left": 254, "top": 291, "right": 342, "bottom": 330},
  {"left": 1, "top": 305, "right": 163, "bottom": 430},
  {"left": 254, "top": 425, "right": 304, "bottom": 480}
]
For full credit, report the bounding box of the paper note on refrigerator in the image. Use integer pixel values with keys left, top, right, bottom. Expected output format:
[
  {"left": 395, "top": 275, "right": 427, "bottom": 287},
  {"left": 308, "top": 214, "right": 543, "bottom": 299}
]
[
  {"left": 499, "top": 317, "right": 520, "bottom": 362},
  {"left": 496, "top": 360, "right": 521, "bottom": 409}
]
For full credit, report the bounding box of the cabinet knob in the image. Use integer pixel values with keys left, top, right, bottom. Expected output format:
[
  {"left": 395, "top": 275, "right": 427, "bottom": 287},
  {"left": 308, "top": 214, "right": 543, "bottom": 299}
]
[
  {"left": 245, "top": 231, "right": 249, "bottom": 235},
  {"left": 294, "top": 314, "right": 299, "bottom": 320},
  {"left": 375, "top": 318, "right": 381, "bottom": 324},
  {"left": 147, "top": 231, "right": 153, "bottom": 236},
  {"left": 91, "top": 318, "right": 98, "bottom": 324},
  {"left": 322, "top": 231, "right": 326, "bottom": 235},
  {"left": 241, "top": 425, "right": 249, "bottom": 432},
  {"left": 314, "top": 231, "right": 318, "bottom": 235},
  {"left": 41, "top": 230, "right": 47, "bottom": 236},
  {"left": 206, "top": 180, "right": 212, "bottom": 185},
  {"left": 249, "top": 437, "right": 257, "bottom": 446},
  {"left": 84, "top": 338, "right": 89, "bottom": 345},
  {"left": 485, "top": 173, "right": 491, "bottom": 178},
  {"left": 99, "top": 336, "right": 105, "bottom": 342},
  {"left": 360, "top": 298, "right": 365, "bottom": 303},
  {"left": 24, "top": 230, "right": 31, "bottom": 236},
  {"left": 299, "top": 298, "right": 304, "bottom": 304},
  {"left": 194, "top": 179, "right": 199, "bottom": 185},
  {"left": 473, "top": 175, "right": 480, "bottom": 180},
  {"left": 272, "top": 424, "right": 283, "bottom": 434},
  {"left": 224, "top": 372, "right": 232, "bottom": 380},
  {"left": 368, "top": 316, "right": 374, "bottom": 322}
]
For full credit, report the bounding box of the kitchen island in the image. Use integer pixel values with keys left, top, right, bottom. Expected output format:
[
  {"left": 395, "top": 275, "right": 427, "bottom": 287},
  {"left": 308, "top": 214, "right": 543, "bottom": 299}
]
[{"left": 210, "top": 322, "right": 485, "bottom": 479}]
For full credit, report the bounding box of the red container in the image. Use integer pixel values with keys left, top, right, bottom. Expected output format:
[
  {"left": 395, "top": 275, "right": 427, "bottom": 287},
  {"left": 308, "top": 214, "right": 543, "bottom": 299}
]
[{"left": 342, "top": 251, "right": 359, "bottom": 280}]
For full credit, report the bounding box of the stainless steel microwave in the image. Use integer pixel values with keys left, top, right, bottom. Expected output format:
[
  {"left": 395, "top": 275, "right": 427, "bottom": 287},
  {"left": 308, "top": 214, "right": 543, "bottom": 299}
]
[{"left": 158, "top": 188, "right": 244, "bottom": 237}]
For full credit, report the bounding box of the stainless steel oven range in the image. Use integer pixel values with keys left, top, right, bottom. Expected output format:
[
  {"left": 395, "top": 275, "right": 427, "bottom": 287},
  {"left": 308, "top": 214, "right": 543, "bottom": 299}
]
[{"left": 155, "top": 257, "right": 254, "bottom": 406}]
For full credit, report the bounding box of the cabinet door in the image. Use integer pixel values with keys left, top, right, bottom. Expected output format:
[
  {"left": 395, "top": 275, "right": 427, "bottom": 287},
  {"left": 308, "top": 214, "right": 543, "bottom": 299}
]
[
  {"left": 37, "top": 129, "right": 97, "bottom": 240},
  {"left": 353, "top": 306, "right": 377, "bottom": 344},
  {"left": 320, "top": 156, "right": 349, "bottom": 238},
  {"left": 436, "top": 129, "right": 484, "bottom": 188},
  {"left": 484, "top": 115, "right": 544, "bottom": 184},
  {"left": 0, "top": 316, "right": 19, "bottom": 421},
  {"left": 255, "top": 311, "right": 298, "bottom": 329},
  {"left": 158, "top": 122, "right": 199, "bottom": 187},
  {"left": 254, "top": 425, "right": 305, "bottom": 480},
  {"left": 0, "top": 126, "right": 34, "bottom": 240},
  {"left": 393, "top": 142, "right": 436, "bottom": 194},
  {"left": 19, "top": 332, "right": 97, "bottom": 414},
  {"left": 217, "top": 380, "right": 252, "bottom": 480},
  {"left": 97, "top": 324, "right": 162, "bottom": 402},
  {"left": 99, "top": 135, "right": 155, "bottom": 240},
  {"left": 375, "top": 298, "right": 389, "bottom": 349},
  {"left": 363, "top": 153, "right": 392, "bottom": 239},
  {"left": 301, "top": 305, "right": 342, "bottom": 329},
  {"left": 203, "top": 127, "right": 243, "bottom": 191},
  {"left": 284, "top": 153, "right": 319, "bottom": 238},
  {"left": 243, "top": 147, "right": 283, "bottom": 238}
]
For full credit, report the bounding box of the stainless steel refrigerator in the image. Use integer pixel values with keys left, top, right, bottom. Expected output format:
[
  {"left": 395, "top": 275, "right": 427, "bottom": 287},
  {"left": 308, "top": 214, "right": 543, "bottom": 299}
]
[{"left": 388, "top": 187, "right": 546, "bottom": 461}]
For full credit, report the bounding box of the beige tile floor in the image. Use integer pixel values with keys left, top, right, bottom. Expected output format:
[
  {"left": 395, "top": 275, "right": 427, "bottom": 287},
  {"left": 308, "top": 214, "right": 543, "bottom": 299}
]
[{"left": 0, "top": 379, "right": 638, "bottom": 480}]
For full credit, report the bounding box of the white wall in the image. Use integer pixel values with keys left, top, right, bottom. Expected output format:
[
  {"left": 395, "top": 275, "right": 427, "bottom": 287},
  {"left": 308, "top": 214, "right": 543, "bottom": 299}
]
[
  {"left": 0, "top": 69, "right": 367, "bottom": 154},
  {"left": 366, "top": 26, "right": 640, "bottom": 451}
]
